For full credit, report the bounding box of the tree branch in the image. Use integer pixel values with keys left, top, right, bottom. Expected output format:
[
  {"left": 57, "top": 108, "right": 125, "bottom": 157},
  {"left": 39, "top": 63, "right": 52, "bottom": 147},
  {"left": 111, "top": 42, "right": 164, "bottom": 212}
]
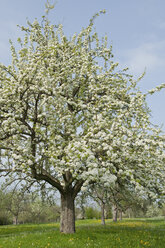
[{"left": 73, "top": 179, "right": 84, "bottom": 198}]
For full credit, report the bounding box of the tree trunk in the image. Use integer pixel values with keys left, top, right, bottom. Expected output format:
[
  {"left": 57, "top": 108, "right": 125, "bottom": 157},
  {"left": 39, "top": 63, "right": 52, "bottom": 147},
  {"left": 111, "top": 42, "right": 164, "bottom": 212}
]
[
  {"left": 81, "top": 205, "right": 85, "bottom": 220},
  {"left": 101, "top": 202, "right": 105, "bottom": 225},
  {"left": 112, "top": 205, "right": 118, "bottom": 222},
  {"left": 128, "top": 209, "right": 131, "bottom": 218},
  {"left": 119, "top": 210, "right": 122, "bottom": 221},
  {"left": 60, "top": 191, "right": 75, "bottom": 233},
  {"left": 13, "top": 216, "right": 18, "bottom": 225}
]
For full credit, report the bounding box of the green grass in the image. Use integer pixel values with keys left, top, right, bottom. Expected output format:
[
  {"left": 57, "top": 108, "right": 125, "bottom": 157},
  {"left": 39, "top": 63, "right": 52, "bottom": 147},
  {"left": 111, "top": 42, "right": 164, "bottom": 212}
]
[{"left": 0, "top": 218, "right": 165, "bottom": 248}]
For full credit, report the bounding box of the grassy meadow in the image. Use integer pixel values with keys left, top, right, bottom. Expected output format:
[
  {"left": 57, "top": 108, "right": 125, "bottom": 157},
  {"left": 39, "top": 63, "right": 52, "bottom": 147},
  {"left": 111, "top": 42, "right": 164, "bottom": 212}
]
[{"left": 0, "top": 218, "right": 164, "bottom": 248}]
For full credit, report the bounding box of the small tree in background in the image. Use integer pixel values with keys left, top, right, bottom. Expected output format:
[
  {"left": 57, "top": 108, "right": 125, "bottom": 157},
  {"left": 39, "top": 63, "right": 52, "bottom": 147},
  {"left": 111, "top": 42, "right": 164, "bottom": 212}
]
[
  {"left": 0, "top": 5, "right": 165, "bottom": 233},
  {"left": 75, "top": 191, "right": 88, "bottom": 220},
  {"left": 0, "top": 187, "right": 60, "bottom": 225},
  {"left": 0, "top": 189, "right": 12, "bottom": 225}
]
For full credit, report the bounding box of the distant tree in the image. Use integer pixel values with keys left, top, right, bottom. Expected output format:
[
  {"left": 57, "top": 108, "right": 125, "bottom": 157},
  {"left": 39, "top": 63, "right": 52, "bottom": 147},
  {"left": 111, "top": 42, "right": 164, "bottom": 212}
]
[
  {"left": 5, "top": 191, "right": 26, "bottom": 225},
  {"left": 75, "top": 191, "right": 88, "bottom": 220},
  {"left": 88, "top": 184, "right": 109, "bottom": 225},
  {"left": 0, "top": 189, "right": 12, "bottom": 225},
  {"left": 88, "top": 178, "right": 163, "bottom": 223},
  {"left": 0, "top": 7, "right": 165, "bottom": 233},
  {"left": 146, "top": 204, "right": 161, "bottom": 218},
  {"left": 85, "top": 206, "right": 100, "bottom": 220},
  {"left": 161, "top": 204, "right": 165, "bottom": 218},
  {"left": 0, "top": 187, "right": 60, "bottom": 225}
]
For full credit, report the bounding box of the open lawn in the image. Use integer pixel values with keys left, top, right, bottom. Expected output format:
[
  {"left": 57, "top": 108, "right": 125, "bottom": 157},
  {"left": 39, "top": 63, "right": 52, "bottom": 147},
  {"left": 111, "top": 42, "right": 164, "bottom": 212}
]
[{"left": 0, "top": 218, "right": 164, "bottom": 248}]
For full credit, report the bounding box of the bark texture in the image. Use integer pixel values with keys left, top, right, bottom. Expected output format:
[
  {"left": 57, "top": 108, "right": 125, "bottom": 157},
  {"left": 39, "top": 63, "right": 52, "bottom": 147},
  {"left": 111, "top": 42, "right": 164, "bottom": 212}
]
[{"left": 60, "top": 192, "right": 75, "bottom": 233}]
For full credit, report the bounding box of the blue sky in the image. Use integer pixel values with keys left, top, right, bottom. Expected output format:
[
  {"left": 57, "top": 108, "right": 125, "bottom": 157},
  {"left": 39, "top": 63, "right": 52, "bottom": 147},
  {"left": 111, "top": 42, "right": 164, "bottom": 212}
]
[{"left": 0, "top": 0, "right": 165, "bottom": 131}]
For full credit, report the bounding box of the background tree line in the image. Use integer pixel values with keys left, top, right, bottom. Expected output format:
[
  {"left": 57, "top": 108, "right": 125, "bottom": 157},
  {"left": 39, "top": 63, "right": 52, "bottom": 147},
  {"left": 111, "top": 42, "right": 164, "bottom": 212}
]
[{"left": 0, "top": 185, "right": 164, "bottom": 226}]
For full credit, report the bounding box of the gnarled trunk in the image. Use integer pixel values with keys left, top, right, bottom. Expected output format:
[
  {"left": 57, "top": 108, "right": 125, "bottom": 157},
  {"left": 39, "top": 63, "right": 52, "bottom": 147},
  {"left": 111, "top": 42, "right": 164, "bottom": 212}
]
[{"left": 60, "top": 191, "right": 75, "bottom": 233}]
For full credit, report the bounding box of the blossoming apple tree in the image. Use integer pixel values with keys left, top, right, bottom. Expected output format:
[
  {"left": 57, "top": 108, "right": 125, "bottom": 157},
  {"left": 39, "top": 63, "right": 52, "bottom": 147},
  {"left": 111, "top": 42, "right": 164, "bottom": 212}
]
[{"left": 0, "top": 12, "right": 165, "bottom": 233}]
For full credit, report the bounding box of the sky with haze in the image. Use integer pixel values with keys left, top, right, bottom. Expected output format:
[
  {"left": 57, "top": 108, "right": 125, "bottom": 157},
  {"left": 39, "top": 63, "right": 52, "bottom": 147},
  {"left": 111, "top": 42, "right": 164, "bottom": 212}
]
[{"left": 0, "top": 0, "right": 165, "bottom": 131}]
